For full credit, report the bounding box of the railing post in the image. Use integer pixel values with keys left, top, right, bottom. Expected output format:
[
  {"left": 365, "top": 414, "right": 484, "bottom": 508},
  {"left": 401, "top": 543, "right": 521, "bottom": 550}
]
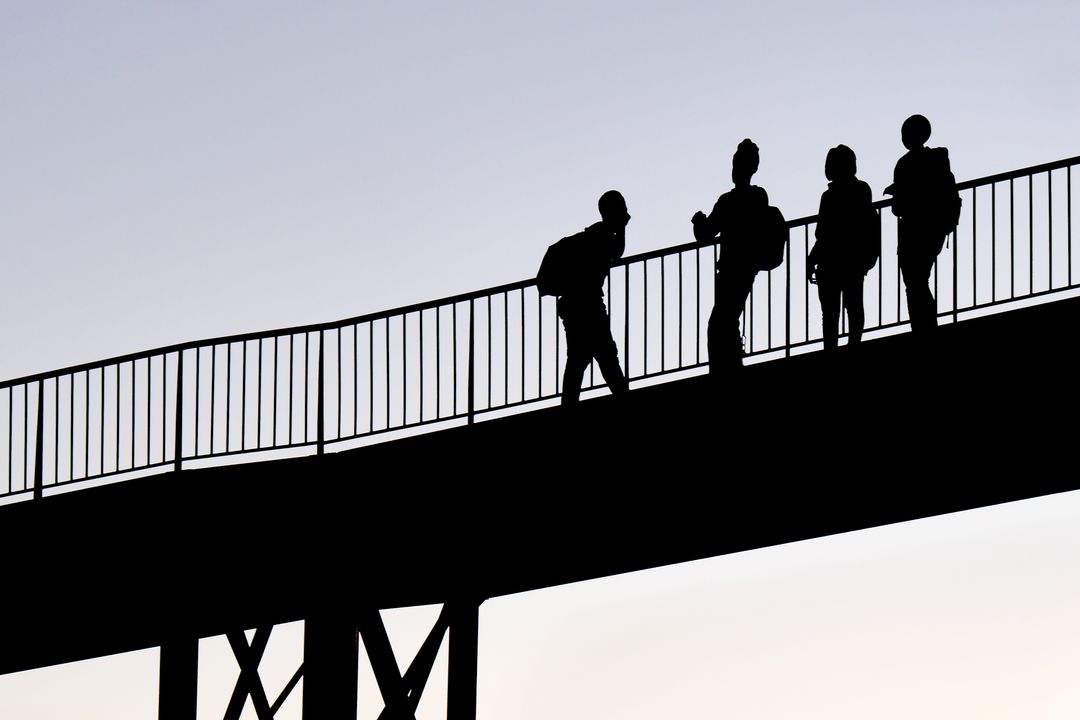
[
  {"left": 33, "top": 381, "right": 44, "bottom": 500},
  {"left": 174, "top": 351, "right": 183, "bottom": 473},
  {"left": 623, "top": 265, "right": 630, "bottom": 377},
  {"left": 467, "top": 300, "right": 475, "bottom": 424},
  {"left": 952, "top": 224, "right": 959, "bottom": 324},
  {"left": 317, "top": 330, "right": 325, "bottom": 455},
  {"left": 785, "top": 238, "right": 791, "bottom": 358},
  {"left": 447, "top": 599, "right": 480, "bottom": 720}
]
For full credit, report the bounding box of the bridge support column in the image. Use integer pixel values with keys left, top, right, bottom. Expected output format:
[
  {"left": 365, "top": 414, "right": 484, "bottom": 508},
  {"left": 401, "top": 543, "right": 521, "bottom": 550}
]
[
  {"left": 302, "top": 614, "right": 359, "bottom": 720},
  {"left": 159, "top": 637, "right": 198, "bottom": 720},
  {"left": 447, "top": 600, "right": 480, "bottom": 720}
]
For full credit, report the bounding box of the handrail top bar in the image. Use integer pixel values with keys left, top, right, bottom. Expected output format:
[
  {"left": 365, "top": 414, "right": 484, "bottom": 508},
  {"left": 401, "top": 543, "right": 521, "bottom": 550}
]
[
  {"left": 0, "top": 276, "right": 537, "bottom": 388},
  {"left": 4, "top": 153, "right": 1078, "bottom": 389},
  {"left": 954, "top": 154, "right": 1080, "bottom": 190}
]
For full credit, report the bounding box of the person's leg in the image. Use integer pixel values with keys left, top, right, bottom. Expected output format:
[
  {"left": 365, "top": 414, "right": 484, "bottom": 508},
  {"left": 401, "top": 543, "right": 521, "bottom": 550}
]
[
  {"left": 922, "top": 232, "right": 947, "bottom": 331},
  {"left": 732, "top": 270, "right": 755, "bottom": 357},
  {"left": 559, "top": 308, "right": 591, "bottom": 405},
  {"left": 818, "top": 280, "right": 841, "bottom": 352},
  {"left": 900, "top": 249, "right": 936, "bottom": 333},
  {"left": 843, "top": 275, "right": 865, "bottom": 346},
  {"left": 710, "top": 265, "right": 754, "bottom": 374},
  {"left": 706, "top": 303, "right": 724, "bottom": 377},
  {"left": 707, "top": 271, "right": 732, "bottom": 377},
  {"left": 581, "top": 302, "right": 628, "bottom": 395}
]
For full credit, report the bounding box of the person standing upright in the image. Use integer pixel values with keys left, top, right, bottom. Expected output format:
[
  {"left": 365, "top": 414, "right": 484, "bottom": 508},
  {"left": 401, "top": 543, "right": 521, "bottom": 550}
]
[
  {"left": 692, "top": 139, "right": 770, "bottom": 375},
  {"left": 886, "top": 114, "right": 961, "bottom": 334},
  {"left": 808, "top": 144, "right": 878, "bottom": 352}
]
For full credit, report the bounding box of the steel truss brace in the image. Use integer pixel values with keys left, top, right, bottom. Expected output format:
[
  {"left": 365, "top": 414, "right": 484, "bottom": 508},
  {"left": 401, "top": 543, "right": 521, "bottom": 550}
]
[
  {"left": 223, "top": 626, "right": 304, "bottom": 720},
  {"left": 358, "top": 604, "right": 451, "bottom": 720}
]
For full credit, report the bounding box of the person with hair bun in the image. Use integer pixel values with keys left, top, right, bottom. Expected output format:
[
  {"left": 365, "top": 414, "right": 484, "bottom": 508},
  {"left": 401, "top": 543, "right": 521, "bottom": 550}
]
[{"left": 692, "top": 139, "right": 770, "bottom": 375}]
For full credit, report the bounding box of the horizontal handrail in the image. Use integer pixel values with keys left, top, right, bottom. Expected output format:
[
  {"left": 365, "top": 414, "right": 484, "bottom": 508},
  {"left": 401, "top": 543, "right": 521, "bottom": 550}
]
[{"left": 1, "top": 152, "right": 1077, "bottom": 501}]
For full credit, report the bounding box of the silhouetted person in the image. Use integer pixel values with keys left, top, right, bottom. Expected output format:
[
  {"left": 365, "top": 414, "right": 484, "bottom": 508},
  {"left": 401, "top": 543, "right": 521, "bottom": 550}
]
[
  {"left": 692, "top": 139, "right": 769, "bottom": 374},
  {"left": 554, "top": 190, "right": 631, "bottom": 405},
  {"left": 885, "top": 114, "right": 960, "bottom": 334},
  {"left": 808, "top": 144, "right": 877, "bottom": 352}
]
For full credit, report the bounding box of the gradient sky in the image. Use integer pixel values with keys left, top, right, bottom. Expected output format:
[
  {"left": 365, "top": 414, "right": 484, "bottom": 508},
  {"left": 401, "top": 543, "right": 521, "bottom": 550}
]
[
  {"left": 3, "top": 1, "right": 1079, "bottom": 379},
  {"left": 1, "top": 491, "right": 1078, "bottom": 720},
  {"left": 2, "top": 2, "right": 1079, "bottom": 718}
]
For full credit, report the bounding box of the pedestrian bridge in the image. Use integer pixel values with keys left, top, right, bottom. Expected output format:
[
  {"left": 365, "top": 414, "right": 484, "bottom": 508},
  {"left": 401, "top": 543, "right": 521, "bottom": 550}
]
[{"left": 1, "top": 154, "right": 1078, "bottom": 719}]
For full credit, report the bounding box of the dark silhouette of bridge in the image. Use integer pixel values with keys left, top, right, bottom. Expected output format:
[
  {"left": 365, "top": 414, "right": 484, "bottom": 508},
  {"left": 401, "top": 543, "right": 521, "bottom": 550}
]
[{"left": 1, "top": 155, "right": 1078, "bottom": 719}]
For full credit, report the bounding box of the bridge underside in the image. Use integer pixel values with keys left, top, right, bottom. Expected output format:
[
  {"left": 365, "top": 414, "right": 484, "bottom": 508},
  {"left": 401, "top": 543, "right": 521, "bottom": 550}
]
[{"left": 1, "top": 297, "right": 1078, "bottom": 679}]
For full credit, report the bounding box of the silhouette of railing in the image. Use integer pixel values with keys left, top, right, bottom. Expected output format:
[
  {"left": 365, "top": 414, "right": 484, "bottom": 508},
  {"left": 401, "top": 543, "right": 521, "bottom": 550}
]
[{"left": 1, "top": 155, "right": 1076, "bottom": 500}]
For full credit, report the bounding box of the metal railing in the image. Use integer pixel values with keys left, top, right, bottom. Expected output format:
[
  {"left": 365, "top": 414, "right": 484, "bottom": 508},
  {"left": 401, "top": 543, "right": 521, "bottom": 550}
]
[{"left": 2, "top": 155, "right": 1076, "bottom": 501}]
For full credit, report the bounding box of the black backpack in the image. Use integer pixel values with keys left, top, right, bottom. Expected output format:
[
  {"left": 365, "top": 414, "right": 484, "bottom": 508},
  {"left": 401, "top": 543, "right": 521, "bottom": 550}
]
[
  {"left": 754, "top": 205, "right": 789, "bottom": 272},
  {"left": 939, "top": 175, "right": 962, "bottom": 237},
  {"left": 887, "top": 147, "right": 962, "bottom": 242},
  {"left": 931, "top": 148, "right": 962, "bottom": 236},
  {"left": 905, "top": 147, "right": 962, "bottom": 239},
  {"left": 537, "top": 234, "right": 577, "bottom": 297}
]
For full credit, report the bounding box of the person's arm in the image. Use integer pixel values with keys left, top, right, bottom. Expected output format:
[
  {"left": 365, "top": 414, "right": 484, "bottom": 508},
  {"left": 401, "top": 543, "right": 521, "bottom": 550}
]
[
  {"left": 808, "top": 191, "right": 828, "bottom": 282},
  {"left": 857, "top": 180, "right": 875, "bottom": 230},
  {"left": 889, "top": 158, "right": 905, "bottom": 218},
  {"left": 859, "top": 180, "right": 881, "bottom": 274},
  {"left": 692, "top": 196, "right": 724, "bottom": 243}
]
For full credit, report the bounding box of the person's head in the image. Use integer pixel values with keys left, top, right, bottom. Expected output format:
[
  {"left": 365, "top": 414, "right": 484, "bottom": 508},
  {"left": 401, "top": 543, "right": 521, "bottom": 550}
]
[
  {"left": 732, "top": 139, "right": 760, "bottom": 186},
  {"left": 901, "top": 114, "right": 932, "bottom": 150},
  {"left": 825, "top": 144, "right": 857, "bottom": 182},
  {"left": 598, "top": 190, "right": 630, "bottom": 229}
]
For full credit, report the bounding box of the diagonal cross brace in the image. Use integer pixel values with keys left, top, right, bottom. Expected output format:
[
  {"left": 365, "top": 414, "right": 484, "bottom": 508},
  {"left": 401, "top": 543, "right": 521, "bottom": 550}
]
[
  {"left": 358, "top": 605, "right": 450, "bottom": 720},
  {"left": 223, "top": 627, "right": 303, "bottom": 720},
  {"left": 270, "top": 663, "right": 305, "bottom": 716}
]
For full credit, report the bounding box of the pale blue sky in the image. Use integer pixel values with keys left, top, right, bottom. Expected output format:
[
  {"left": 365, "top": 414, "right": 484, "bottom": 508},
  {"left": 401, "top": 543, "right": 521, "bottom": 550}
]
[
  {"left": 2, "top": 2, "right": 1079, "bottom": 718},
  {"left": 2, "top": 1, "right": 1078, "bottom": 379}
]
